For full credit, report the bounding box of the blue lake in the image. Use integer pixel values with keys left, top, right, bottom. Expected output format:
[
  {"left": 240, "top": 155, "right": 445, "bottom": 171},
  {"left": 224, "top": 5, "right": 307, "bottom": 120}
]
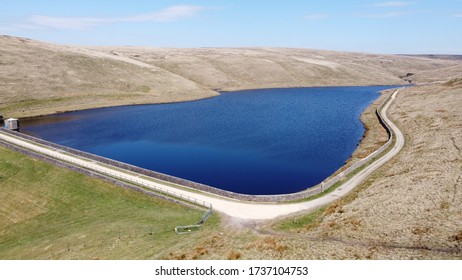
[{"left": 21, "top": 86, "right": 396, "bottom": 195}]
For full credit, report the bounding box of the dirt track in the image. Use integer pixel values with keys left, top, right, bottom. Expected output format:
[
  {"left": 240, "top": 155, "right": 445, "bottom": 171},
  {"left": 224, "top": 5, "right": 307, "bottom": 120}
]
[
  {"left": 1, "top": 36, "right": 461, "bottom": 259},
  {"left": 170, "top": 81, "right": 462, "bottom": 260},
  {"left": 0, "top": 89, "right": 404, "bottom": 220},
  {"left": 259, "top": 82, "right": 462, "bottom": 259}
]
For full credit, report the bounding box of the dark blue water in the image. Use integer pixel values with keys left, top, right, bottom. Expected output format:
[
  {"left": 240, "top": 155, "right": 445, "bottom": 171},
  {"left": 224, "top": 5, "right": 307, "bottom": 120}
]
[{"left": 21, "top": 86, "right": 395, "bottom": 195}]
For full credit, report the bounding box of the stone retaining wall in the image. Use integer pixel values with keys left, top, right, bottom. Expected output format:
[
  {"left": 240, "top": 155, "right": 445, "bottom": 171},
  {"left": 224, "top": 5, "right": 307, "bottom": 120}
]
[
  {"left": 0, "top": 139, "right": 203, "bottom": 210},
  {"left": 0, "top": 90, "right": 395, "bottom": 203}
]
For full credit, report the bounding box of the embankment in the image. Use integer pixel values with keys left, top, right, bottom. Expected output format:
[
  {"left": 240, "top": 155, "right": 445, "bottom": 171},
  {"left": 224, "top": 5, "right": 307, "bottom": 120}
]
[{"left": 0, "top": 88, "right": 399, "bottom": 204}]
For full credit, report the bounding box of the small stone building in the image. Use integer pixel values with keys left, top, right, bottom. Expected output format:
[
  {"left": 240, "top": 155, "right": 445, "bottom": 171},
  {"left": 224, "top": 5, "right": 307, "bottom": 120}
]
[{"left": 5, "top": 118, "right": 19, "bottom": 131}]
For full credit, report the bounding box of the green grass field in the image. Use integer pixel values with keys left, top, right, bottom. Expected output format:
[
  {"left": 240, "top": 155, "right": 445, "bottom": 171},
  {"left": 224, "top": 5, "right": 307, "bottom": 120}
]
[{"left": 0, "top": 145, "right": 220, "bottom": 259}]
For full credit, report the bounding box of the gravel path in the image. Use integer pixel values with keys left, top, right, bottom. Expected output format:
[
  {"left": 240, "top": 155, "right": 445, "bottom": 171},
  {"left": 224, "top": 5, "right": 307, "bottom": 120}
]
[{"left": 0, "top": 90, "right": 403, "bottom": 220}]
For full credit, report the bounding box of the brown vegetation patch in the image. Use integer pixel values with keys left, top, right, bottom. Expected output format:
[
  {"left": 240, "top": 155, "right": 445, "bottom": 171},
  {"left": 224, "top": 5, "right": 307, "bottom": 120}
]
[
  {"left": 227, "top": 251, "right": 241, "bottom": 260},
  {"left": 2, "top": 35, "right": 462, "bottom": 260},
  {"left": 450, "top": 231, "right": 462, "bottom": 242},
  {"left": 2, "top": 35, "right": 461, "bottom": 118}
]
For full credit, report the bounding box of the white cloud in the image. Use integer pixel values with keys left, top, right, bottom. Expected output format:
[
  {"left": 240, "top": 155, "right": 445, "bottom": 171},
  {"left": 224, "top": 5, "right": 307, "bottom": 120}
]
[
  {"left": 27, "top": 5, "right": 207, "bottom": 30},
  {"left": 29, "top": 15, "right": 110, "bottom": 30},
  {"left": 304, "top": 14, "right": 329, "bottom": 20},
  {"left": 0, "top": 26, "right": 17, "bottom": 32},
  {"left": 0, "top": 23, "right": 46, "bottom": 32},
  {"left": 362, "top": 11, "right": 407, "bottom": 18},
  {"left": 123, "top": 5, "right": 206, "bottom": 22},
  {"left": 374, "top": 1, "right": 415, "bottom": 7}
]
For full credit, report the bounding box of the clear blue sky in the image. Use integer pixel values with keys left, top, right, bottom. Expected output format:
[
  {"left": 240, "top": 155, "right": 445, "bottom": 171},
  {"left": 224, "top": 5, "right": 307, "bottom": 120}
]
[{"left": 1, "top": 0, "right": 461, "bottom": 54}]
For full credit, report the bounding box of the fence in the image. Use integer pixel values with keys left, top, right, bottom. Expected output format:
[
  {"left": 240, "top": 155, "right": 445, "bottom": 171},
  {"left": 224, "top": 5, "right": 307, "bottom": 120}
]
[
  {"left": 0, "top": 89, "right": 398, "bottom": 203},
  {"left": 0, "top": 130, "right": 212, "bottom": 209}
]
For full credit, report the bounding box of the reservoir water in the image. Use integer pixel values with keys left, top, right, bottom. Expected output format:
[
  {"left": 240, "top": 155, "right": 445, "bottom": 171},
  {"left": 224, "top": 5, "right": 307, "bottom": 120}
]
[{"left": 21, "top": 86, "right": 395, "bottom": 195}]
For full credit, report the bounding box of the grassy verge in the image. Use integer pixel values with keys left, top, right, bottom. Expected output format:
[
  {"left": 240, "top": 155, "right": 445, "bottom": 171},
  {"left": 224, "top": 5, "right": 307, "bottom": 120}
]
[
  {"left": 0, "top": 93, "right": 152, "bottom": 118},
  {"left": 271, "top": 153, "right": 392, "bottom": 233},
  {"left": 272, "top": 91, "right": 399, "bottom": 230},
  {"left": 0, "top": 145, "right": 219, "bottom": 259},
  {"left": 274, "top": 207, "right": 326, "bottom": 231},
  {"left": 284, "top": 137, "right": 395, "bottom": 206}
]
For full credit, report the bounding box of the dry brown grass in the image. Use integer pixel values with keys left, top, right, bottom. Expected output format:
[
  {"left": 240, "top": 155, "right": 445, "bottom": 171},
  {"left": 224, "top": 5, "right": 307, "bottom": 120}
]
[
  {"left": 2, "top": 35, "right": 462, "bottom": 260},
  {"left": 236, "top": 81, "right": 461, "bottom": 259},
  {"left": 2, "top": 35, "right": 461, "bottom": 118},
  {"left": 227, "top": 251, "right": 241, "bottom": 260},
  {"left": 166, "top": 233, "right": 229, "bottom": 260},
  {"left": 0, "top": 36, "right": 216, "bottom": 117},
  {"left": 254, "top": 237, "right": 288, "bottom": 254},
  {"left": 165, "top": 81, "right": 461, "bottom": 260}
]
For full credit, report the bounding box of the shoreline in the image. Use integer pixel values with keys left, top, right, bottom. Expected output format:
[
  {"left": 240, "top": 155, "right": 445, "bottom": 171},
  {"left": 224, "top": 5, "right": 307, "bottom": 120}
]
[
  {"left": 5, "top": 83, "right": 407, "bottom": 119},
  {"left": 2, "top": 36, "right": 461, "bottom": 259},
  {"left": 17, "top": 83, "right": 395, "bottom": 119},
  {"left": 13, "top": 85, "right": 396, "bottom": 200},
  {"left": 0, "top": 89, "right": 403, "bottom": 219}
]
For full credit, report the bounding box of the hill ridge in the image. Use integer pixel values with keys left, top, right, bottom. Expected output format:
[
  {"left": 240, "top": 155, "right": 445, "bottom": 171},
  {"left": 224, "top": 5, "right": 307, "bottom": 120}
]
[{"left": 1, "top": 35, "right": 461, "bottom": 117}]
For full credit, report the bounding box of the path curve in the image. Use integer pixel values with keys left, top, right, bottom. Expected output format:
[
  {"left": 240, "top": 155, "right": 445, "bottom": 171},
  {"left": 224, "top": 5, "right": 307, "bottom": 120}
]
[{"left": 0, "top": 90, "right": 404, "bottom": 220}]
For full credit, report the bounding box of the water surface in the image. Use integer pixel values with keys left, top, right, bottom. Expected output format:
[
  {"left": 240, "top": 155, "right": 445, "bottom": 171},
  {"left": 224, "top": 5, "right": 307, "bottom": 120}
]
[{"left": 22, "top": 86, "right": 395, "bottom": 195}]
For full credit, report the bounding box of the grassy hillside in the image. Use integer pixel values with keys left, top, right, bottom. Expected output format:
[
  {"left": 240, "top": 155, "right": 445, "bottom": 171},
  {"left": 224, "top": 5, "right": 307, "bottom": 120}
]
[
  {"left": 0, "top": 36, "right": 216, "bottom": 117},
  {"left": 104, "top": 47, "right": 461, "bottom": 91},
  {"left": 0, "top": 145, "right": 220, "bottom": 259},
  {"left": 1, "top": 36, "right": 461, "bottom": 260},
  {"left": 1, "top": 35, "right": 461, "bottom": 118},
  {"left": 164, "top": 81, "right": 462, "bottom": 260}
]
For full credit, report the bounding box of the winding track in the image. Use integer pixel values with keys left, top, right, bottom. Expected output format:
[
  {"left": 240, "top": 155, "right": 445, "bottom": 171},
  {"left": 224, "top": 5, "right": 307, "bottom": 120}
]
[{"left": 0, "top": 90, "right": 404, "bottom": 220}]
